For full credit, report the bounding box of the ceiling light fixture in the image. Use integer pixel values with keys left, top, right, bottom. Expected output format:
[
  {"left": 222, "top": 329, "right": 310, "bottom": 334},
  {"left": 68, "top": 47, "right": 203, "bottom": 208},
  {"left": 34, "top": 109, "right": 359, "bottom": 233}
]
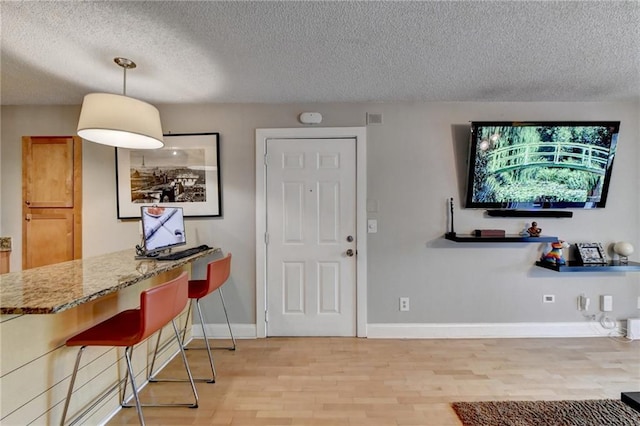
[{"left": 77, "top": 57, "right": 164, "bottom": 149}]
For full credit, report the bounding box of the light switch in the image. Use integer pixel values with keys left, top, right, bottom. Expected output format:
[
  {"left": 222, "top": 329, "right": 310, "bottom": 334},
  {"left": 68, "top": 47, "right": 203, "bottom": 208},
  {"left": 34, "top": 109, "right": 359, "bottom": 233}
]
[{"left": 367, "top": 219, "right": 378, "bottom": 233}]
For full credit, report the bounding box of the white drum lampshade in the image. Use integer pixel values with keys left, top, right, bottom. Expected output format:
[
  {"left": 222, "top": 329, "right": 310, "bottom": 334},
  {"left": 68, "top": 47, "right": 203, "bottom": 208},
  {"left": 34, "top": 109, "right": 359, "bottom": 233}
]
[{"left": 77, "top": 93, "right": 164, "bottom": 149}]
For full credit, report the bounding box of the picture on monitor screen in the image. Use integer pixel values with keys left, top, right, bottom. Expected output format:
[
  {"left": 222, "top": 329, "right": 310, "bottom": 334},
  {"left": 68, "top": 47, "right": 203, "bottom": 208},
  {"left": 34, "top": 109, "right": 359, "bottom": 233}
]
[
  {"left": 465, "top": 121, "right": 620, "bottom": 209},
  {"left": 141, "top": 206, "right": 186, "bottom": 254}
]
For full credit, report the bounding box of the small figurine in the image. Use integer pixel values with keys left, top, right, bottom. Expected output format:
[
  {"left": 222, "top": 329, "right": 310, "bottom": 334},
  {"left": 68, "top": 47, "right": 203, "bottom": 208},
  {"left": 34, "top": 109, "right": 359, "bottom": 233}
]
[
  {"left": 527, "top": 221, "right": 542, "bottom": 237},
  {"left": 541, "top": 240, "right": 570, "bottom": 265}
]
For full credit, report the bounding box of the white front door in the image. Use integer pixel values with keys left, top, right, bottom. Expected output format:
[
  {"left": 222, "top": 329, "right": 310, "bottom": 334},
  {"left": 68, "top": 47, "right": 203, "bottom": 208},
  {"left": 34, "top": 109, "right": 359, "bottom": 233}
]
[{"left": 266, "top": 138, "right": 356, "bottom": 336}]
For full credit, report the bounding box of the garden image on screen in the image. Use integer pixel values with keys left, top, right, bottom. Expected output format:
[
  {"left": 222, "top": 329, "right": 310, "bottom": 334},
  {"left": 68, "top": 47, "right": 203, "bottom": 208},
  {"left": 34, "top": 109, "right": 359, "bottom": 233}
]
[{"left": 467, "top": 122, "right": 619, "bottom": 209}]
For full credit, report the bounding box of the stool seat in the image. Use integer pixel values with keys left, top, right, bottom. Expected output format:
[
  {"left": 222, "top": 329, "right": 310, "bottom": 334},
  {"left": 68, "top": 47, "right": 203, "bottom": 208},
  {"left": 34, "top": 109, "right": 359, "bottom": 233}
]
[
  {"left": 66, "top": 310, "right": 141, "bottom": 347},
  {"left": 188, "top": 279, "right": 210, "bottom": 300}
]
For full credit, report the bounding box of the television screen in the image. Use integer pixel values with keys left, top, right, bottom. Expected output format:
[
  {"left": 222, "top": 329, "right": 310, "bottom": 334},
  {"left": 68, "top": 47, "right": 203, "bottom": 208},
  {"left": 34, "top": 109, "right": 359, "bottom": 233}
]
[
  {"left": 141, "top": 206, "right": 186, "bottom": 254},
  {"left": 465, "top": 121, "right": 620, "bottom": 210}
]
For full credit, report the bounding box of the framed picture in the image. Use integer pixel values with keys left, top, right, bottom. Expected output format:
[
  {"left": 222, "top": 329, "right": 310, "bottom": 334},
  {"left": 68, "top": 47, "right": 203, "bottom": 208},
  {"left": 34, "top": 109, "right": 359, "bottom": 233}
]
[
  {"left": 576, "top": 242, "right": 607, "bottom": 264},
  {"left": 116, "top": 132, "right": 221, "bottom": 219}
]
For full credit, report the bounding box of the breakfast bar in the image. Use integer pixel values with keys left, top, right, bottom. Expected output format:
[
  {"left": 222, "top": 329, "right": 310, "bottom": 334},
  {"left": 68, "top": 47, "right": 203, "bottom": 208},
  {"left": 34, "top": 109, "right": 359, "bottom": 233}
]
[{"left": 0, "top": 247, "right": 221, "bottom": 425}]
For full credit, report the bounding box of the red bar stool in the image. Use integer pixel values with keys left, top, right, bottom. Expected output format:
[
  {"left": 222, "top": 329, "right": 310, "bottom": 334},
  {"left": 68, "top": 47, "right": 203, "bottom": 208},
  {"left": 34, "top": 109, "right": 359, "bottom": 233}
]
[
  {"left": 60, "top": 272, "right": 198, "bottom": 426},
  {"left": 149, "top": 253, "right": 234, "bottom": 384}
]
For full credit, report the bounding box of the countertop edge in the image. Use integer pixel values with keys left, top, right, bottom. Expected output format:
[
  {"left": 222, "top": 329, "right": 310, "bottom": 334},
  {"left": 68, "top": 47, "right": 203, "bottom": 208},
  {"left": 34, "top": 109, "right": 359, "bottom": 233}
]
[{"left": 1, "top": 247, "right": 221, "bottom": 314}]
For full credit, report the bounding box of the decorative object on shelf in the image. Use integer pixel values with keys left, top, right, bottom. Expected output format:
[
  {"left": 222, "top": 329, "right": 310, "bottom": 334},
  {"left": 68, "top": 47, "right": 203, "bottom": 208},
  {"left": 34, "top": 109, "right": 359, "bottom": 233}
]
[
  {"left": 445, "top": 197, "right": 456, "bottom": 237},
  {"left": 77, "top": 57, "right": 164, "bottom": 150},
  {"left": 527, "top": 221, "right": 542, "bottom": 237},
  {"left": 541, "top": 240, "right": 569, "bottom": 265},
  {"left": 576, "top": 242, "right": 607, "bottom": 264},
  {"left": 473, "top": 229, "right": 506, "bottom": 237},
  {"left": 613, "top": 241, "right": 634, "bottom": 264}
]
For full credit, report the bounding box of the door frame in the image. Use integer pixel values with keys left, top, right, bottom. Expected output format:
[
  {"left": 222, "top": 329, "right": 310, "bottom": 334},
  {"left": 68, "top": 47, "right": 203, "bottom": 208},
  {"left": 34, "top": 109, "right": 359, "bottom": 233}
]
[{"left": 256, "top": 127, "right": 367, "bottom": 338}]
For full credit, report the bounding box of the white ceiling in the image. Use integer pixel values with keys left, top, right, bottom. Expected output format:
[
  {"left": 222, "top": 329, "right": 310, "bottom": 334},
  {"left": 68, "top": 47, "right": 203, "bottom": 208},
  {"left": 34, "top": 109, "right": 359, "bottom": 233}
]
[{"left": 1, "top": 1, "right": 639, "bottom": 106}]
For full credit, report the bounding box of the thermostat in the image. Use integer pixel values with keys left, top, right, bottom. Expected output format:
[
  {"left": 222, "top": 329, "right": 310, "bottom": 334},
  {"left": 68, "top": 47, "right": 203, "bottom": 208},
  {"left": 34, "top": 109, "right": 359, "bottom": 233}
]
[{"left": 299, "top": 112, "right": 322, "bottom": 125}]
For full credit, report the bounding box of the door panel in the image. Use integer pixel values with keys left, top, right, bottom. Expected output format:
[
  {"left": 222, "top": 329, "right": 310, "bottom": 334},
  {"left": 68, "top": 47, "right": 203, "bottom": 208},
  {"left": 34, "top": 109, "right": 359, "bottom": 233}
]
[
  {"left": 25, "top": 138, "right": 74, "bottom": 208},
  {"left": 283, "top": 261, "right": 305, "bottom": 313},
  {"left": 22, "top": 136, "right": 82, "bottom": 270},
  {"left": 266, "top": 138, "right": 356, "bottom": 336},
  {"left": 25, "top": 212, "right": 74, "bottom": 268}
]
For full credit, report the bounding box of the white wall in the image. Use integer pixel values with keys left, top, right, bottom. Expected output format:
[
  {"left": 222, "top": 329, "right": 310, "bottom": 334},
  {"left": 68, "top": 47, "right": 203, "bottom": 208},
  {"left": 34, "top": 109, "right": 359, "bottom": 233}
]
[{"left": 2, "top": 102, "right": 639, "bottom": 330}]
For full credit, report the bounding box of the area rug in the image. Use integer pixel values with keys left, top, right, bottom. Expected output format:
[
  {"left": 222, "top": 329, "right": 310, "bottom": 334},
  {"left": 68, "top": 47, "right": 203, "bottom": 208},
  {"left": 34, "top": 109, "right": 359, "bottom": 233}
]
[{"left": 451, "top": 399, "right": 640, "bottom": 426}]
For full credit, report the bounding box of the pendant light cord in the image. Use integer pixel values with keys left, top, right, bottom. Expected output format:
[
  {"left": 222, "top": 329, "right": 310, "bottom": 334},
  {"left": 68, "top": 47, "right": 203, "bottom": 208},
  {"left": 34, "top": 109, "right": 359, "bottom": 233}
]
[{"left": 123, "top": 66, "right": 127, "bottom": 96}]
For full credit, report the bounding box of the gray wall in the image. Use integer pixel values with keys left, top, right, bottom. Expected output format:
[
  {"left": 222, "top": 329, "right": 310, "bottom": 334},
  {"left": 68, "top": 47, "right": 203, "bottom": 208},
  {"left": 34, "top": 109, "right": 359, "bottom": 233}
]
[{"left": 2, "top": 101, "right": 639, "bottom": 327}]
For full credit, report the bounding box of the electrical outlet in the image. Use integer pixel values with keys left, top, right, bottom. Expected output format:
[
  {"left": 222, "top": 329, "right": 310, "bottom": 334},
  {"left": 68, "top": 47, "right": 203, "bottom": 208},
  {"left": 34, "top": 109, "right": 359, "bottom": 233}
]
[
  {"left": 600, "top": 295, "right": 613, "bottom": 312},
  {"left": 399, "top": 297, "right": 410, "bottom": 312},
  {"left": 543, "top": 294, "right": 555, "bottom": 303},
  {"left": 578, "top": 294, "right": 590, "bottom": 311}
]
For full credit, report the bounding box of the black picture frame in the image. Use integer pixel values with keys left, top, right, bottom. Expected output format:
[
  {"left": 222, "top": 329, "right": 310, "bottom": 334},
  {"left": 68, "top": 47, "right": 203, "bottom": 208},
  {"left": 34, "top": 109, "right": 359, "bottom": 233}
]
[
  {"left": 116, "top": 132, "right": 222, "bottom": 219},
  {"left": 576, "top": 242, "right": 607, "bottom": 264}
]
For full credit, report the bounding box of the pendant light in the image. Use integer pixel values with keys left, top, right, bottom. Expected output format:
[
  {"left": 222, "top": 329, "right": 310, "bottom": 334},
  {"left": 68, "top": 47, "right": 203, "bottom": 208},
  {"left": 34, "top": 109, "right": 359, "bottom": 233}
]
[{"left": 77, "top": 57, "right": 164, "bottom": 149}]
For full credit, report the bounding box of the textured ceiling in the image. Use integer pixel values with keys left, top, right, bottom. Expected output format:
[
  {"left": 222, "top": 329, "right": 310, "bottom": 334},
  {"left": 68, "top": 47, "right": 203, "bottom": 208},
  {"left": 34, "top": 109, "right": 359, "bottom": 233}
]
[{"left": 1, "top": 1, "right": 639, "bottom": 106}]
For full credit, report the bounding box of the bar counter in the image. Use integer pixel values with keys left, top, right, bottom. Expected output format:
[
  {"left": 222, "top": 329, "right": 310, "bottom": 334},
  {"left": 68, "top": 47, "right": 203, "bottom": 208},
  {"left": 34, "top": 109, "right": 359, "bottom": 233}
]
[
  {"left": 0, "top": 247, "right": 221, "bottom": 314},
  {"left": 1, "top": 247, "right": 221, "bottom": 425}
]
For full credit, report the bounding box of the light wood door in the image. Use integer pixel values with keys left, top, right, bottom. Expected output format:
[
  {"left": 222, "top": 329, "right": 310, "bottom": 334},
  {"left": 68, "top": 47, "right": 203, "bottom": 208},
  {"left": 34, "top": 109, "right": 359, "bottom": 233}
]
[
  {"left": 22, "top": 136, "right": 82, "bottom": 269},
  {"left": 266, "top": 138, "right": 356, "bottom": 336}
]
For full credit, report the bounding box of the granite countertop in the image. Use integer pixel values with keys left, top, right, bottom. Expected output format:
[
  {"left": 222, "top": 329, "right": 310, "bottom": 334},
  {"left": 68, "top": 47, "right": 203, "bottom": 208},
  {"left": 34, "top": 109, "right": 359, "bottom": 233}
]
[{"left": 0, "top": 247, "right": 221, "bottom": 314}]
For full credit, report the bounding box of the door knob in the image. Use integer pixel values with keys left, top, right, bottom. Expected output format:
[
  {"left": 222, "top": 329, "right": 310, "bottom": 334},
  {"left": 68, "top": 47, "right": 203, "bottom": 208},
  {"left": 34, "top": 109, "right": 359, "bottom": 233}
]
[
  {"left": 346, "top": 235, "right": 354, "bottom": 242},
  {"left": 346, "top": 249, "right": 354, "bottom": 257}
]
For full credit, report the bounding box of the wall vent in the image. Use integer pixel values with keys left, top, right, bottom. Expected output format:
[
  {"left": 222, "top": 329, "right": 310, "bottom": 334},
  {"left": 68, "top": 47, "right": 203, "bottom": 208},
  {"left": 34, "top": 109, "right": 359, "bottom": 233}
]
[{"left": 366, "top": 113, "right": 383, "bottom": 125}]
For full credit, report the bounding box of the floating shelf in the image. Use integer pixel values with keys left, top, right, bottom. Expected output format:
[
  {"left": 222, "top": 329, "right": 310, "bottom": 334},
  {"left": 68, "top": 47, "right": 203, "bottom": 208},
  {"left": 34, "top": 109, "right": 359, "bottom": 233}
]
[
  {"left": 444, "top": 233, "right": 558, "bottom": 243},
  {"left": 622, "top": 392, "right": 640, "bottom": 413},
  {"left": 535, "top": 260, "right": 640, "bottom": 272}
]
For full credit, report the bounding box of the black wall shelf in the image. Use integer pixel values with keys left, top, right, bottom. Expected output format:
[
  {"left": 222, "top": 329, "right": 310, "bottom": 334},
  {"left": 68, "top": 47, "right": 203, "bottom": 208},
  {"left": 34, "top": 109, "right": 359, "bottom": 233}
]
[
  {"left": 535, "top": 260, "right": 640, "bottom": 272},
  {"left": 445, "top": 233, "right": 558, "bottom": 243}
]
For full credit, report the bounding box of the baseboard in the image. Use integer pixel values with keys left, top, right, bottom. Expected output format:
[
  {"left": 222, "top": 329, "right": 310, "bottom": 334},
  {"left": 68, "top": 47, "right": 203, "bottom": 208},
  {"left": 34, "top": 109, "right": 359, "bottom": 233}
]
[
  {"left": 191, "top": 323, "right": 257, "bottom": 339},
  {"left": 190, "top": 322, "right": 624, "bottom": 339},
  {"left": 366, "top": 322, "right": 624, "bottom": 339}
]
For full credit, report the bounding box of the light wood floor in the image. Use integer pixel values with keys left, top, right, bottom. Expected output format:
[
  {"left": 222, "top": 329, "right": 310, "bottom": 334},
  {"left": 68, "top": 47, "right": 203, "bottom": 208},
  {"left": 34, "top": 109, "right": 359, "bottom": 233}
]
[{"left": 108, "top": 337, "right": 640, "bottom": 425}]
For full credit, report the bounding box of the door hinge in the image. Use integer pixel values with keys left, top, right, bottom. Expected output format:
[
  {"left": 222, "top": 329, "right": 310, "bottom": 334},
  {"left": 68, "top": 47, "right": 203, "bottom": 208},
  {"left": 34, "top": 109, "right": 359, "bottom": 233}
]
[
  {"left": 264, "top": 154, "right": 268, "bottom": 166},
  {"left": 265, "top": 310, "right": 269, "bottom": 323},
  {"left": 264, "top": 232, "right": 269, "bottom": 245}
]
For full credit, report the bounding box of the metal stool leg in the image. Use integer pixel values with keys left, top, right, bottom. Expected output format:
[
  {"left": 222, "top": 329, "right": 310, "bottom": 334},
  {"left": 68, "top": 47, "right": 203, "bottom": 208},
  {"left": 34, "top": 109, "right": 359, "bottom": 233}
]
[
  {"left": 195, "top": 298, "right": 217, "bottom": 383},
  {"left": 148, "top": 328, "right": 163, "bottom": 382},
  {"left": 180, "top": 299, "right": 194, "bottom": 346},
  {"left": 62, "top": 347, "right": 137, "bottom": 426},
  {"left": 185, "top": 289, "right": 236, "bottom": 351},
  {"left": 125, "top": 319, "right": 199, "bottom": 406},
  {"left": 218, "top": 288, "right": 236, "bottom": 350},
  {"left": 123, "top": 346, "right": 145, "bottom": 425},
  {"left": 60, "top": 346, "right": 86, "bottom": 426},
  {"left": 149, "top": 299, "right": 215, "bottom": 383}
]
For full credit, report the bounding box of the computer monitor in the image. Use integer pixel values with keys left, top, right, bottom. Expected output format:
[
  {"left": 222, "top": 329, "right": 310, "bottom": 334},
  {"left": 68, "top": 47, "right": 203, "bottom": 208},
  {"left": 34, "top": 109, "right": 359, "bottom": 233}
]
[{"left": 140, "top": 206, "right": 186, "bottom": 255}]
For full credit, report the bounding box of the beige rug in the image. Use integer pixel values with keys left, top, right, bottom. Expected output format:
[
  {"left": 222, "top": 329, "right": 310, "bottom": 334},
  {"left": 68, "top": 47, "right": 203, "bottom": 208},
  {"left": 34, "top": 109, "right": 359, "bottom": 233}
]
[{"left": 452, "top": 399, "right": 640, "bottom": 426}]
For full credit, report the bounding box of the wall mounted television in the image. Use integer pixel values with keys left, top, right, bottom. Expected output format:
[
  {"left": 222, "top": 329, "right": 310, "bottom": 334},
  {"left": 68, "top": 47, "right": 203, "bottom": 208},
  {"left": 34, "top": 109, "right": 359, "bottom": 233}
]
[{"left": 465, "top": 121, "right": 620, "bottom": 210}]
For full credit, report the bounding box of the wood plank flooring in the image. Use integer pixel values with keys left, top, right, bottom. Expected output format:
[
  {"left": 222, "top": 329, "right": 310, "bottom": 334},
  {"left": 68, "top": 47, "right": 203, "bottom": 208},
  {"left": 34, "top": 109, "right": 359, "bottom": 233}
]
[{"left": 108, "top": 337, "right": 640, "bottom": 425}]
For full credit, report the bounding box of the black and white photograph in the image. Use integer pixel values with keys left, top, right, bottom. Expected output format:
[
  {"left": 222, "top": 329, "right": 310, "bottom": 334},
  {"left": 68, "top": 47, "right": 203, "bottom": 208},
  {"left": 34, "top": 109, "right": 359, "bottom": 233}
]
[
  {"left": 576, "top": 242, "right": 607, "bottom": 264},
  {"left": 116, "top": 133, "right": 221, "bottom": 218}
]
